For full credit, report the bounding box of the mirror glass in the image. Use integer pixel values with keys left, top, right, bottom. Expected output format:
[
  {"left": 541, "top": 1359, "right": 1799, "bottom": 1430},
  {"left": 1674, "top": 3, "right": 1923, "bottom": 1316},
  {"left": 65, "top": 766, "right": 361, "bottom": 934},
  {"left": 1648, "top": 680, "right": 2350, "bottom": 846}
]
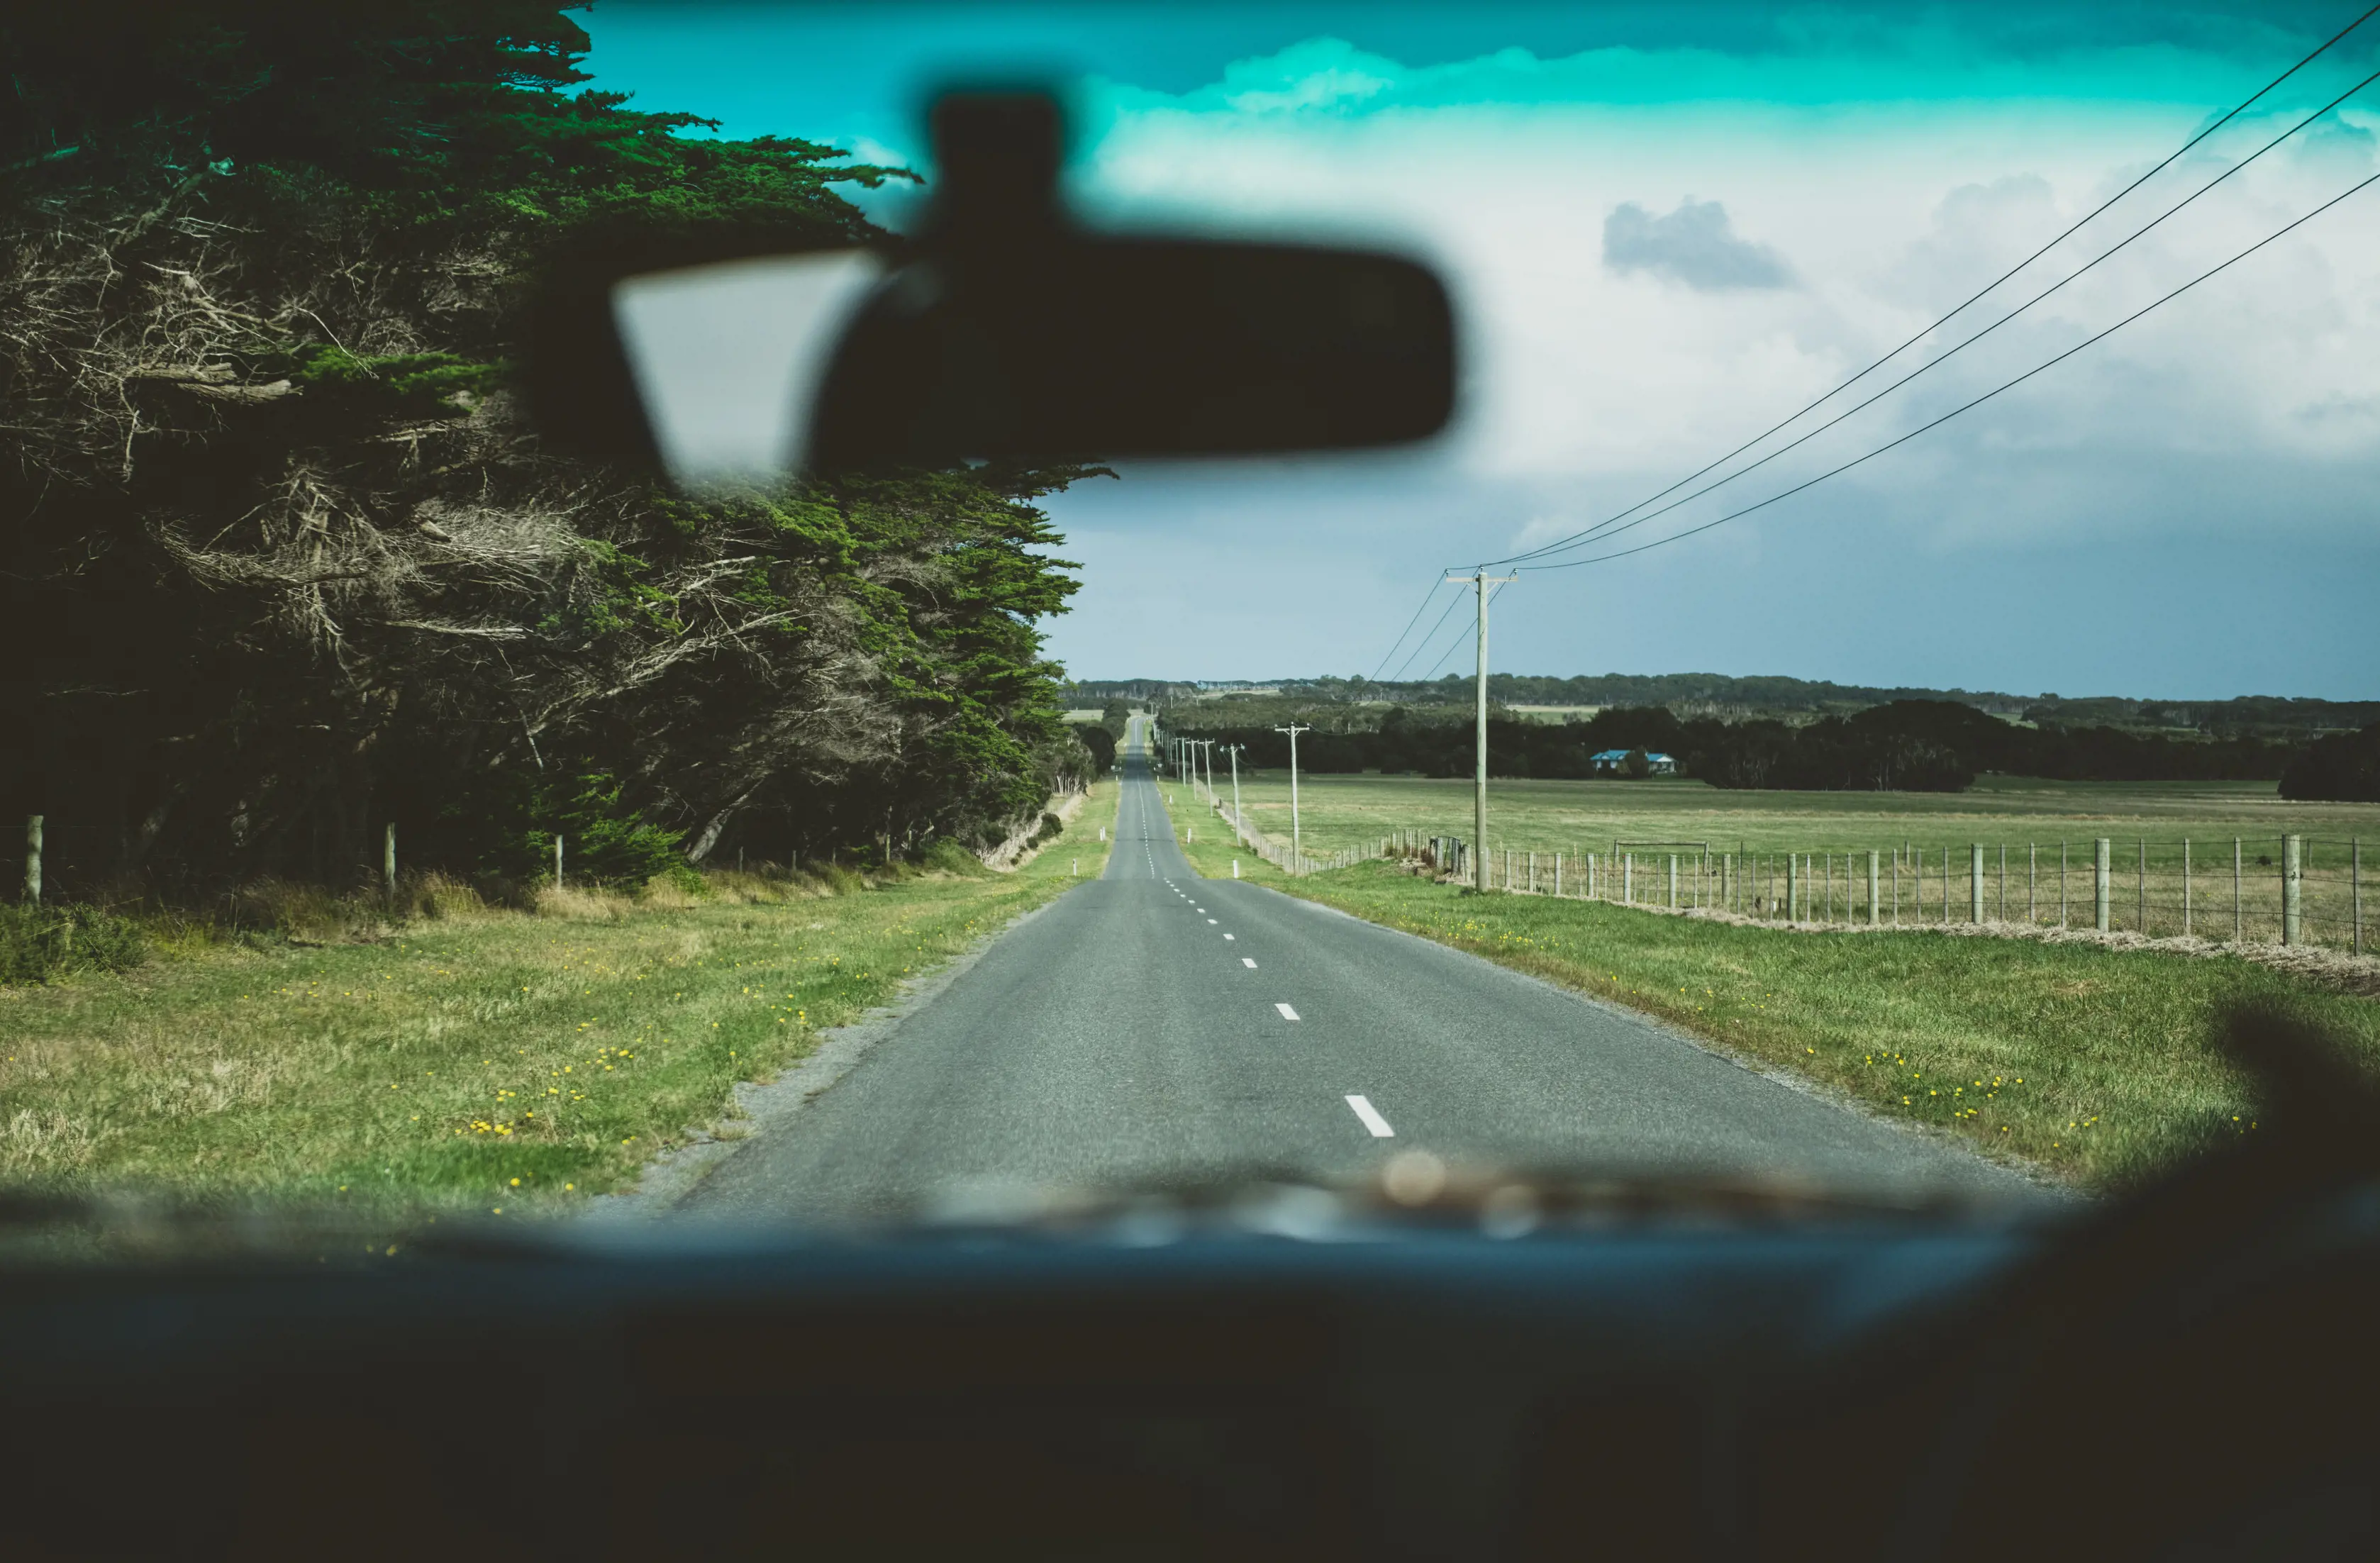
[{"left": 612, "top": 250, "right": 886, "bottom": 484}]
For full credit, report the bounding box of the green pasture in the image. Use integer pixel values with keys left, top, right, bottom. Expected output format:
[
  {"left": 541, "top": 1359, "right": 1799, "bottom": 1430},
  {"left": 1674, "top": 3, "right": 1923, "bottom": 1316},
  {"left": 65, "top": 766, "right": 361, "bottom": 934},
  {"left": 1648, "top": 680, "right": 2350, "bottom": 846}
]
[{"left": 0, "top": 784, "right": 1118, "bottom": 1212}]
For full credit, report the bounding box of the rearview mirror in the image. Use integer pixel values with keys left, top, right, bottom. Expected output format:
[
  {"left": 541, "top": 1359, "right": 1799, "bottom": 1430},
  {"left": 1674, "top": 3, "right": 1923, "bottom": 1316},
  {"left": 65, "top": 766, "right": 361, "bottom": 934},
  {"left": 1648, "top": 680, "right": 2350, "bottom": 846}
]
[{"left": 528, "top": 89, "right": 1456, "bottom": 483}]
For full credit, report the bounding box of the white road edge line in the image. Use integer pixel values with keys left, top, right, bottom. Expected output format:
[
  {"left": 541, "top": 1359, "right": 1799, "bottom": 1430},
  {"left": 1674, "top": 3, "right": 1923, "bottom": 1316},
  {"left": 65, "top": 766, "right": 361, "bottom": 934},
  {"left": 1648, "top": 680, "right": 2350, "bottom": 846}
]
[
  {"left": 1345, "top": 1095, "right": 1394, "bottom": 1138},
  {"left": 1274, "top": 1002, "right": 1301, "bottom": 1020}
]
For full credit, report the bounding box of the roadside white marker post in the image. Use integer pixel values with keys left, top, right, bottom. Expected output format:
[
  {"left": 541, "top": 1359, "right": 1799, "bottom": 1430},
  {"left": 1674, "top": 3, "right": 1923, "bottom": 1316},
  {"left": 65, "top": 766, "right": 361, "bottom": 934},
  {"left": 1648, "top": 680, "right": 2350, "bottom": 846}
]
[
  {"left": 1233, "top": 860, "right": 1240, "bottom": 879},
  {"left": 555, "top": 834, "right": 564, "bottom": 889}
]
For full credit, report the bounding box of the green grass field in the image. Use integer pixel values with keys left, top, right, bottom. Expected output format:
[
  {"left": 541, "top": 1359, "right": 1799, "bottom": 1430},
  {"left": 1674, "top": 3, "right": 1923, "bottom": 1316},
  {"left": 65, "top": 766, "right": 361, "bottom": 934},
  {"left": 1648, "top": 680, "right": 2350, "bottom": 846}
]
[
  {"left": 1258, "top": 860, "right": 2380, "bottom": 1188},
  {"left": 1208, "top": 770, "right": 2380, "bottom": 858},
  {"left": 0, "top": 784, "right": 1118, "bottom": 1214}
]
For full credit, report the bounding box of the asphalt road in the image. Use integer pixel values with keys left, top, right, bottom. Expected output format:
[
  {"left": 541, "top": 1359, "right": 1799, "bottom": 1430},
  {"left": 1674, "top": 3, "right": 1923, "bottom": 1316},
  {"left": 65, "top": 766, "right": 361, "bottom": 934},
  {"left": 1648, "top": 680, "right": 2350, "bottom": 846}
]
[{"left": 679, "top": 742, "right": 2027, "bottom": 1223}]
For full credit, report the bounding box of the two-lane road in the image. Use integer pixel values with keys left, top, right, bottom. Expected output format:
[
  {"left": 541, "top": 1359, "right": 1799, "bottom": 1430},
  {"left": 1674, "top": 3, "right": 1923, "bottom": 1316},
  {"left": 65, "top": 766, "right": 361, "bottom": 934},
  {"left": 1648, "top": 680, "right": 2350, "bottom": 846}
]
[{"left": 680, "top": 742, "right": 2023, "bottom": 1222}]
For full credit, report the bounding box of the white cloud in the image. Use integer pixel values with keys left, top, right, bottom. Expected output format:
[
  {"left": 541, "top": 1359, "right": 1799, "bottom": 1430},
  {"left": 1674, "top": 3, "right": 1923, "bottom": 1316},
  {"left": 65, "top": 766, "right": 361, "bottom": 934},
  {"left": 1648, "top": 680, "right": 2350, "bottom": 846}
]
[{"left": 1070, "top": 40, "right": 2380, "bottom": 565}]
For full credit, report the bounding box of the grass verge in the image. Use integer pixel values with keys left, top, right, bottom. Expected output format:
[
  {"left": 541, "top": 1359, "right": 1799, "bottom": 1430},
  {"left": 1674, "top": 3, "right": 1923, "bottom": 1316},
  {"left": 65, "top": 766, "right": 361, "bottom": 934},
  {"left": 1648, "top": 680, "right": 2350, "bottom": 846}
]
[
  {"left": 1158, "top": 778, "right": 1293, "bottom": 885},
  {"left": 0, "top": 782, "right": 1117, "bottom": 1216},
  {"left": 1268, "top": 861, "right": 2380, "bottom": 1188}
]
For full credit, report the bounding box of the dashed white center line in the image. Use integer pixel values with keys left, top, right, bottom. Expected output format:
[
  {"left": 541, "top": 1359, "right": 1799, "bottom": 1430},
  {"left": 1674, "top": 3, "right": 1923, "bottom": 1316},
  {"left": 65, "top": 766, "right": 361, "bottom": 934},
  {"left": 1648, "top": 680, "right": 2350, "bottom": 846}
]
[
  {"left": 1242, "top": 957, "right": 1257, "bottom": 968},
  {"left": 1274, "top": 1003, "right": 1301, "bottom": 1020},
  {"left": 1223, "top": 933, "right": 1235, "bottom": 941},
  {"left": 1345, "top": 1095, "right": 1395, "bottom": 1138},
  {"left": 1206, "top": 918, "right": 1218, "bottom": 924}
]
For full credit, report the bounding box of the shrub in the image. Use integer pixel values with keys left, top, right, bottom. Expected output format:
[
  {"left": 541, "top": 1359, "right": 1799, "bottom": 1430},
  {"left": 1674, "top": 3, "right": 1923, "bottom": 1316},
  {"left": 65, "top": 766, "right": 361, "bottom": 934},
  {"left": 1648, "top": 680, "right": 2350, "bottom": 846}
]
[
  {"left": 0, "top": 903, "right": 148, "bottom": 985},
  {"left": 918, "top": 838, "right": 991, "bottom": 877},
  {"left": 2280, "top": 723, "right": 2380, "bottom": 802}
]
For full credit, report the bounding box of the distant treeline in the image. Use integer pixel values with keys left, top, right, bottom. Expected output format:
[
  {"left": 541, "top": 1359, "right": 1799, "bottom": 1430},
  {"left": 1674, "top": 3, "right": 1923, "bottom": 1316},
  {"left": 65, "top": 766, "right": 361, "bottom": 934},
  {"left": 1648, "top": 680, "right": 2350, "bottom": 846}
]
[
  {"left": 1092, "top": 672, "right": 2380, "bottom": 742},
  {"left": 1169, "top": 701, "right": 2303, "bottom": 791}
]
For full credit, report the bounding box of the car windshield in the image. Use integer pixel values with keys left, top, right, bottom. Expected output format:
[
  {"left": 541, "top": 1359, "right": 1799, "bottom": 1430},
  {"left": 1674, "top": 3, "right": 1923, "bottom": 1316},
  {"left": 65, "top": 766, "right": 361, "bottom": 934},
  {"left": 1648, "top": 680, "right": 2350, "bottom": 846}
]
[{"left": 4, "top": 0, "right": 2379, "bottom": 1245}]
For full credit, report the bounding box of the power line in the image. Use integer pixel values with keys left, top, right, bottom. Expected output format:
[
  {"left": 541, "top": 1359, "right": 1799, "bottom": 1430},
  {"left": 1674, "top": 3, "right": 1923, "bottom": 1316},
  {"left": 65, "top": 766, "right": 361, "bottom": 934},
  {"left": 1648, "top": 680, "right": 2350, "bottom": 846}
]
[
  {"left": 1518, "top": 165, "right": 2380, "bottom": 574},
  {"left": 1418, "top": 579, "right": 1513, "bottom": 679},
  {"left": 1369, "top": 577, "right": 1452, "bottom": 681},
  {"left": 1499, "top": 50, "right": 2380, "bottom": 570},
  {"left": 1386, "top": 582, "right": 1471, "bottom": 682},
  {"left": 1469, "top": 1, "right": 2379, "bottom": 574}
]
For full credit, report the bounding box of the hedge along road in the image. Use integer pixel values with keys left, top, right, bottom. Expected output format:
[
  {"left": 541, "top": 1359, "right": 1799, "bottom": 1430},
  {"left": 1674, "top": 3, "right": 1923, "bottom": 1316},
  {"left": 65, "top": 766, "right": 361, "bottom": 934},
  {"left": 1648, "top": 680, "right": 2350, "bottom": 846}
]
[{"left": 677, "top": 736, "right": 2035, "bottom": 1223}]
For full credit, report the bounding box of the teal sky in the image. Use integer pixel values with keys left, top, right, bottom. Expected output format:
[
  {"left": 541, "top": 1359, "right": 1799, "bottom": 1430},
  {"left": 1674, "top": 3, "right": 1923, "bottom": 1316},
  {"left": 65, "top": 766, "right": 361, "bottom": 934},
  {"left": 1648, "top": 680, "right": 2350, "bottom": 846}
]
[{"left": 580, "top": 3, "right": 2380, "bottom": 699}]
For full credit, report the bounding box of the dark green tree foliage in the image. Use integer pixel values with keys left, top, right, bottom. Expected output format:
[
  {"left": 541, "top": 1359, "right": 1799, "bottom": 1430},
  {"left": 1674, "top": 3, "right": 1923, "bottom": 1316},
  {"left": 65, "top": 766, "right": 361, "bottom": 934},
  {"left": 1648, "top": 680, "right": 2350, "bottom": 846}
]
[
  {"left": 2280, "top": 723, "right": 2380, "bottom": 803},
  {"left": 0, "top": 3, "right": 1089, "bottom": 891},
  {"left": 1169, "top": 699, "right": 2298, "bottom": 792}
]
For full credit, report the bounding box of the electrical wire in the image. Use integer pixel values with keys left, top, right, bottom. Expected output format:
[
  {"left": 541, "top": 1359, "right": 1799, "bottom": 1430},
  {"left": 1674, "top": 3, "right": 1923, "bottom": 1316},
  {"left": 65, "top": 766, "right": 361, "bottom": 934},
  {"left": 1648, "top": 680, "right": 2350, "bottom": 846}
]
[
  {"left": 1369, "top": 577, "right": 1453, "bottom": 681},
  {"left": 1518, "top": 165, "right": 2380, "bottom": 574},
  {"left": 1385, "top": 582, "right": 1472, "bottom": 682},
  {"left": 1419, "top": 579, "right": 1513, "bottom": 680},
  {"left": 1497, "top": 49, "right": 2380, "bottom": 570},
  {"left": 1491, "top": 1, "right": 2380, "bottom": 567}
]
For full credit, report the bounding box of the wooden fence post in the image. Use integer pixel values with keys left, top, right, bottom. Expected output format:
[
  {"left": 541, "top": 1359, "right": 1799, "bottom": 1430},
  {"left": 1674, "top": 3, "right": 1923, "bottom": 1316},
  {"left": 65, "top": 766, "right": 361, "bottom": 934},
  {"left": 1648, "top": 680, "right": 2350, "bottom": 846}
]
[
  {"left": 2282, "top": 834, "right": 2302, "bottom": 946},
  {"left": 2094, "top": 838, "right": 2111, "bottom": 933},
  {"left": 555, "top": 833, "right": 565, "bottom": 890},
  {"left": 1786, "top": 853, "right": 1798, "bottom": 924},
  {"left": 1668, "top": 853, "right": 1679, "bottom": 910},
  {"left": 1998, "top": 844, "right": 2006, "bottom": 923},
  {"left": 2028, "top": 843, "right": 2037, "bottom": 923},
  {"left": 1970, "top": 845, "right": 1984, "bottom": 923},
  {"left": 1868, "top": 850, "right": 1880, "bottom": 928},
  {"left": 2137, "top": 838, "right": 2147, "bottom": 934},
  {"left": 2182, "top": 839, "right": 2191, "bottom": 937},
  {"left": 2233, "top": 837, "right": 2242, "bottom": 941},
  {"left": 22, "top": 814, "right": 40, "bottom": 906},
  {"left": 2354, "top": 838, "right": 2362, "bottom": 957},
  {"left": 384, "top": 822, "right": 397, "bottom": 901}
]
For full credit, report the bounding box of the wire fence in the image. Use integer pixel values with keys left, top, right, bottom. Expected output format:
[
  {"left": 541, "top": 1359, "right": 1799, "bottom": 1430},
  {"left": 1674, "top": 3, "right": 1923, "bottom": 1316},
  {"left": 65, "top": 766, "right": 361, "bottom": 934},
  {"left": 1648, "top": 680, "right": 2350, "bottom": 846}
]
[
  {"left": 1381, "top": 828, "right": 2369, "bottom": 956},
  {"left": 1142, "top": 766, "right": 2369, "bottom": 957}
]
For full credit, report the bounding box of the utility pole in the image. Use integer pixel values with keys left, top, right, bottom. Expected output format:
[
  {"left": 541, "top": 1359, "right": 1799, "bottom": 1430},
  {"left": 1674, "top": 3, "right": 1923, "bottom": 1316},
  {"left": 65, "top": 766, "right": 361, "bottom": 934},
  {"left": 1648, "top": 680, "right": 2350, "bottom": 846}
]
[
  {"left": 1446, "top": 569, "right": 1517, "bottom": 893},
  {"left": 1274, "top": 723, "right": 1311, "bottom": 869},
  {"left": 1191, "top": 739, "right": 1215, "bottom": 801},
  {"left": 1223, "top": 744, "right": 1245, "bottom": 832}
]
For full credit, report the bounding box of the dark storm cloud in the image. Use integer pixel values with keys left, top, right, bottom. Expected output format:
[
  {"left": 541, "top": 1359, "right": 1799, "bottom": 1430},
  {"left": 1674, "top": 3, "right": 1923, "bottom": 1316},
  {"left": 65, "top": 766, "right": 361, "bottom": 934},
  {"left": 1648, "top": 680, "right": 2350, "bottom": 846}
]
[{"left": 1603, "top": 199, "right": 1794, "bottom": 289}]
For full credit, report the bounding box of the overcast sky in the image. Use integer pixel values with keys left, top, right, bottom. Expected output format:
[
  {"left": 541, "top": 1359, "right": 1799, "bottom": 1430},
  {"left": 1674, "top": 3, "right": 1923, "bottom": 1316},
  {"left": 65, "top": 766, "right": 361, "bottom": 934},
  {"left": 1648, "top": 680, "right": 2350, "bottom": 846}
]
[{"left": 582, "top": 2, "right": 2380, "bottom": 700}]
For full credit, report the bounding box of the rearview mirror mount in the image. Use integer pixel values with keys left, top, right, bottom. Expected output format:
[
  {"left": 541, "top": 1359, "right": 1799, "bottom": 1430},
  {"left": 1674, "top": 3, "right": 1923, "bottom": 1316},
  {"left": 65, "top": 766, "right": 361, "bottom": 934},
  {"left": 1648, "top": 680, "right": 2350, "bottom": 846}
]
[{"left": 528, "top": 89, "right": 1457, "bottom": 483}]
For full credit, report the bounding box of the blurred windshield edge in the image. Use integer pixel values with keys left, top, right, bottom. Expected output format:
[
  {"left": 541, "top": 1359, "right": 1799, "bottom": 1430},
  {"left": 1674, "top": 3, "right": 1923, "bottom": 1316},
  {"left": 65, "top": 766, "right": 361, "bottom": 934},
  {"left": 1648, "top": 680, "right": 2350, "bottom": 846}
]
[{"left": 613, "top": 250, "right": 887, "bottom": 484}]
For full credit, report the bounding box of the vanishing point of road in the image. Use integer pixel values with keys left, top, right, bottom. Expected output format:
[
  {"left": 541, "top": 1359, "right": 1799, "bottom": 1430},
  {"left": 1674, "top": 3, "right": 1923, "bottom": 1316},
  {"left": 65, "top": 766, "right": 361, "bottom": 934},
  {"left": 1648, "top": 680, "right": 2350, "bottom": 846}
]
[{"left": 679, "top": 737, "right": 2026, "bottom": 1222}]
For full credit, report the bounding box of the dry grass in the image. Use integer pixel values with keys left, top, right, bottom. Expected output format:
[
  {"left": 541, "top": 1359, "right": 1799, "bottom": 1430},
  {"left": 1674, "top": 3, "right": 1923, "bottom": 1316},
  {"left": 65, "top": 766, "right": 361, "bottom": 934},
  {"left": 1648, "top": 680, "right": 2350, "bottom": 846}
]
[{"left": 0, "top": 783, "right": 1121, "bottom": 1213}]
